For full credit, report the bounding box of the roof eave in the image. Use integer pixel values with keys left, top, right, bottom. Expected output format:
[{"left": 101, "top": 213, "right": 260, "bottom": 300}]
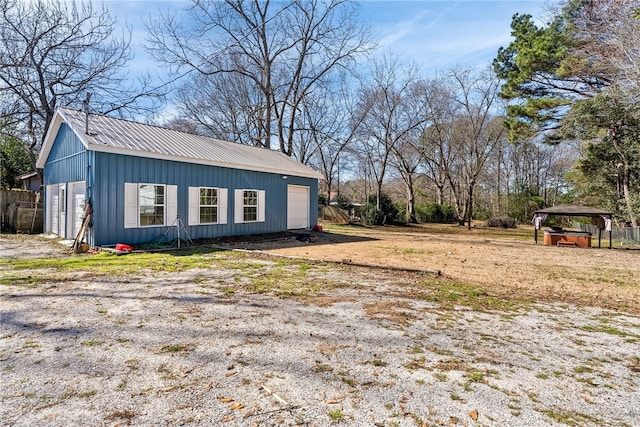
[{"left": 534, "top": 204, "right": 612, "bottom": 216}]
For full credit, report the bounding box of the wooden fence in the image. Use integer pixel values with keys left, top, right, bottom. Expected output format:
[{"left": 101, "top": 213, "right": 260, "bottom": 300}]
[{"left": 0, "top": 189, "right": 43, "bottom": 233}]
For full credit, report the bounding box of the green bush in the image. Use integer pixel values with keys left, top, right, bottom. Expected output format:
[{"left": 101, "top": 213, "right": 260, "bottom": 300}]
[
  {"left": 394, "top": 203, "right": 408, "bottom": 224},
  {"left": 332, "top": 194, "right": 352, "bottom": 210},
  {"left": 416, "top": 203, "right": 457, "bottom": 223},
  {"left": 364, "top": 193, "right": 398, "bottom": 225}
]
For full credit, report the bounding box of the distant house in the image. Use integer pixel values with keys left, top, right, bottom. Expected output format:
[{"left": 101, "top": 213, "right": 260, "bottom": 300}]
[
  {"left": 17, "top": 172, "right": 42, "bottom": 192},
  {"left": 36, "top": 107, "right": 321, "bottom": 247}
]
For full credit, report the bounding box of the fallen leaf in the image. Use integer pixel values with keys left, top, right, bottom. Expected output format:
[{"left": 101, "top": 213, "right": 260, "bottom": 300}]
[
  {"left": 469, "top": 409, "right": 479, "bottom": 420},
  {"left": 203, "top": 382, "right": 212, "bottom": 390},
  {"left": 326, "top": 399, "right": 342, "bottom": 404},
  {"left": 229, "top": 402, "right": 245, "bottom": 410},
  {"left": 218, "top": 397, "right": 234, "bottom": 403},
  {"left": 221, "top": 416, "right": 234, "bottom": 422}
]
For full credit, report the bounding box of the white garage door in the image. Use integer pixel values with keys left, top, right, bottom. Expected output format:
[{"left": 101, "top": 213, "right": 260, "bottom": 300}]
[{"left": 287, "top": 185, "right": 309, "bottom": 229}]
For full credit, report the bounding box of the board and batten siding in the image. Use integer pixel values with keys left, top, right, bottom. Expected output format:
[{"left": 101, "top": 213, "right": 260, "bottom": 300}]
[
  {"left": 90, "top": 151, "right": 318, "bottom": 246},
  {"left": 42, "top": 124, "right": 87, "bottom": 187},
  {"left": 41, "top": 124, "right": 89, "bottom": 238}
]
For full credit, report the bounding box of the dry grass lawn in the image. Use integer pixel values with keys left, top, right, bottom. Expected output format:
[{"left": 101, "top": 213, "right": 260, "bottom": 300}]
[{"left": 228, "top": 222, "right": 640, "bottom": 314}]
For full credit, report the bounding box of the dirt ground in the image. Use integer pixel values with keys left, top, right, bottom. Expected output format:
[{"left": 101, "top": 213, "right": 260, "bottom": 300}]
[
  {"left": 2, "top": 229, "right": 640, "bottom": 426},
  {"left": 218, "top": 223, "right": 640, "bottom": 314}
]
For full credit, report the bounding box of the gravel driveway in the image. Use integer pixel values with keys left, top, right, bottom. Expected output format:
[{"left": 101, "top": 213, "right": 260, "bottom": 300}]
[{"left": 1, "top": 235, "right": 639, "bottom": 426}]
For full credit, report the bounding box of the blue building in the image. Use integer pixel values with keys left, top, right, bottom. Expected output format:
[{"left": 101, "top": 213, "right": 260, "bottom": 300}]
[{"left": 37, "top": 108, "right": 321, "bottom": 247}]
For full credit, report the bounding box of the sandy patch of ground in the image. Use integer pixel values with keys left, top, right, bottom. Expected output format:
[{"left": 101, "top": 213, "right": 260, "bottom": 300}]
[{"left": 226, "top": 224, "right": 640, "bottom": 314}]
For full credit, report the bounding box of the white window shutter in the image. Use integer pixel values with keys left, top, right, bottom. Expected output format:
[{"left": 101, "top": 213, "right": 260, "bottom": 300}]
[
  {"left": 124, "top": 183, "right": 138, "bottom": 229},
  {"left": 219, "top": 188, "right": 228, "bottom": 224},
  {"left": 188, "top": 187, "right": 199, "bottom": 226},
  {"left": 234, "top": 189, "right": 243, "bottom": 223},
  {"left": 166, "top": 185, "right": 178, "bottom": 225},
  {"left": 258, "top": 190, "right": 265, "bottom": 222}
]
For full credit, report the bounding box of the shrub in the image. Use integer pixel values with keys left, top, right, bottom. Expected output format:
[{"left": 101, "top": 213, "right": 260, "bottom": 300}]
[
  {"left": 364, "top": 193, "right": 398, "bottom": 225},
  {"left": 318, "top": 194, "right": 328, "bottom": 206},
  {"left": 485, "top": 216, "right": 518, "bottom": 228},
  {"left": 332, "top": 194, "right": 352, "bottom": 210},
  {"left": 416, "top": 203, "right": 457, "bottom": 223},
  {"left": 394, "top": 202, "right": 408, "bottom": 224}
]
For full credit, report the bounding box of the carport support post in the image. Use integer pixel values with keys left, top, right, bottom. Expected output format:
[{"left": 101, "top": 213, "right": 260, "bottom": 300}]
[{"left": 534, "top": 227, "right": 538, "bottom": 244}]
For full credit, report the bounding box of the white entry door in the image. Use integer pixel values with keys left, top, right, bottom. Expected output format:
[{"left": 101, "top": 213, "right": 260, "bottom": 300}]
[
  {"left": 48, "top": 186, "right": 59, "bottom": 234},
  {"left": 58, "top": 183, "right": 66, "bottom": 237},
  {"left": 69, "top": 181, "right": 86, "bottom": 239},
  {"left": 287, "top": 185, "right": 309, "bottom": 229}
]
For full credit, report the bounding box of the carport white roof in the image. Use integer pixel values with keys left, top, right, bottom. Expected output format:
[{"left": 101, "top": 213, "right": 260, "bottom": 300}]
[{"left": 37, "top": 107, "right": 322, "bottom": 179}]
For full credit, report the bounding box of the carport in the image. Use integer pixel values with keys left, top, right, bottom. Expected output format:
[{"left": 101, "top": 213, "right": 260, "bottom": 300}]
[{"left": 532, "top": 204, "right": 613, "bottom": 249}]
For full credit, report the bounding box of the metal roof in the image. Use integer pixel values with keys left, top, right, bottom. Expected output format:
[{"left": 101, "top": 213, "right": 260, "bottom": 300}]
[
  {"left": 37, "top": 107, "right": 322, "bottom": 179},
  {"left": 534, "top": 204, "right": 612, "bottom": 216}
]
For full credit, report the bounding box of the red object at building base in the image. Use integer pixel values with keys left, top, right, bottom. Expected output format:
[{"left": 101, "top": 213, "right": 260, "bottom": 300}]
[
  {"left": 115, "top": 243, "right": 134, "bottom": 252},
  {"left": 312, "top": 224, "right": 323, "bottom": 232}
]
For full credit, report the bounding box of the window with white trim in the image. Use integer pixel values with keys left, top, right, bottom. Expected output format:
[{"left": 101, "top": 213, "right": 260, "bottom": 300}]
[
  {"left": 234, "top": 189, "right": 265, "bottom": 223},
  {"left": 243, "top": 190, "right": 258, "bottom": 222},
  {"left": 60, "top": 186, "right": 66, "bottom": 215},
  {"left": 199, "top": 187, "right": 218, "bottom": 224},
  {"left": 124, "top": 183, "right": 177, "bottom": 229},
  {"left": 188, "top": 187, "right": 227, "bottom": 226},
  {"left": 139, "top": 184, "right": 165, "bottom": 226}
]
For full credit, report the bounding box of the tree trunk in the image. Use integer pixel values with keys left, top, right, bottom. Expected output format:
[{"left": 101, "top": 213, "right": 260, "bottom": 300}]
[
  {"left": 611, "top": 127, "right": 638, "bottom": 227},
  {"left": 467, "top": 183, "right": 474, "bottom": 230},
  {"left": 621, "top": 166, "right": 638, "bottom": 227},
  {"left": 405, "top": 174, "right": 417, "bottom": 223},
  {"left": 435, "top": 184, "right": 444, "bottom": 206}
]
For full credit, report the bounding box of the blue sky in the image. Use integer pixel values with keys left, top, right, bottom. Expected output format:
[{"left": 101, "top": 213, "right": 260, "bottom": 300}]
[
  {"left": 105, "top": 0, "right": 550, "bottom": 78},
  {"left": 364, "top": 1, "right": 549, "bottom": 70}
]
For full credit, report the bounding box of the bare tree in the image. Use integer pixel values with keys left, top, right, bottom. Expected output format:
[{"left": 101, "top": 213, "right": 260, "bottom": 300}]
[
  {"left": 447, "top": 67, "right": 505, "bottom": 229},
  {"left": 568, "top": 1, "right": 640, "bottom": 226},
  {"left": 146, "top": 0, "right": 372, "bottom": 158},
  {"left": 0, "top": 0, "right": 162, "bottom": 175},
  {"left": 356, "top": 55, "right": 426, "bottom": 211},
  {"left": 571, "top": 0, "right": 640, "bottom": 104},
  {"left": 174, "top": 72, "right": 263, "bottom": 144},
  {"left": 389, "top": 132, "right": 423, "bottom": 223},
  {"left": 298, "top": 71, "right": 365, "bottom": 198},
  {"left": 388, "top": 80, "right": 436, "bottom": 223},
  {"left": 417, "top": 78, "right": 461, "bottom": 209}
]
